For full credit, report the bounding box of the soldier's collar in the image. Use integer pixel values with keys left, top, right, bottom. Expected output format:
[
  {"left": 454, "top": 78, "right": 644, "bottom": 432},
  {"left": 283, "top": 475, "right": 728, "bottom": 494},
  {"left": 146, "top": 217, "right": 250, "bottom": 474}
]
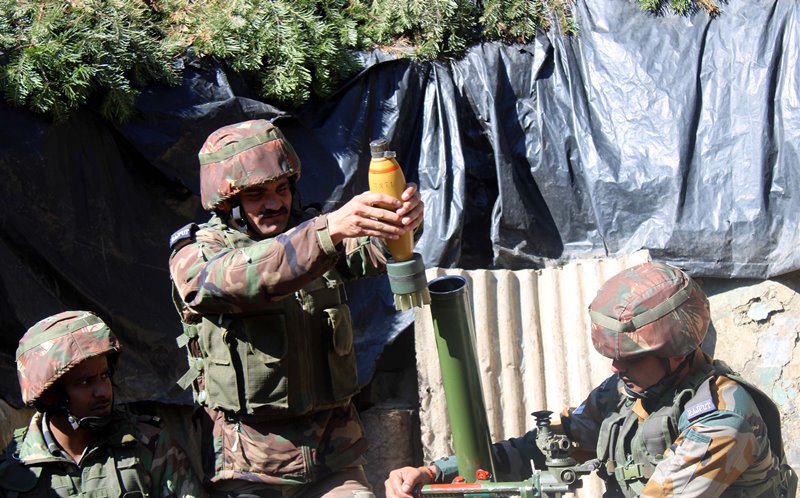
[{"left": 632, "top": 399, "right": 650, "bottom": 419}]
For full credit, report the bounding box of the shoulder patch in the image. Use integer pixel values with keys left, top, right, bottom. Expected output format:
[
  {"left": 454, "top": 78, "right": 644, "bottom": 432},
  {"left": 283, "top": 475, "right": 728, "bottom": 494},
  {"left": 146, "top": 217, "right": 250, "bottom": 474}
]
[
  {"left": 169, "top": 223, "right": 198, "bottom": 250},
  {"left": 684, "top": 379, "right": 718, "bottom": 421},
  {"left": 685, "top": 399, "right": 716, "bottom": 420}
]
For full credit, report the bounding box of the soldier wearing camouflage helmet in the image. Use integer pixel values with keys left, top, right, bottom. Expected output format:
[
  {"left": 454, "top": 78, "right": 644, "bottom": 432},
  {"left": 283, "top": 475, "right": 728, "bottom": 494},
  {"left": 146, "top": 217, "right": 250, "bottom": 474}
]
[
  {"left": 169, "top": 119, "right": 423, "bottom": 497},
  {"left": 386, "top": 262, "right": 797, "bottom": 498},
  {"left": 0, "top": 310, "right": 205, "bottom": 497}
]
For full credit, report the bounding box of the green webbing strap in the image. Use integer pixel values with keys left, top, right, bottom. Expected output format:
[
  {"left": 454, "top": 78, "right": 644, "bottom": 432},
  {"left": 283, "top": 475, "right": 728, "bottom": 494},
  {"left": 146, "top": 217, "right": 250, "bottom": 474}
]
[
  {"left": 198, "top": 126, "right": 285, "bottom": 165},
  {"left": 725, "top": 466, "right": 788, "bottom": 498},
  {"left": 783, "top": 456, "right": 798, "bottom": 498},
  {"left": 680, "top": 362, "right": 716, "bottom": 394},
  {"left": 175, "top": 323, "right": 201, "bottom": 389},
  {"left": 627, "top": 478, "right": 647, "bottom": 496},
  {"left": 176, "top": 334, "right": 190, "bottom": 348},
  {"left": 175, "top": 324, "right": 198, "bottom": 348},
  {"left": 302, "top": 277, "right": 329, "bottom": 294},
  {"left": 176, "top": 357, "right": 204, "bottom": 390},
  {"left": 614, "top": 462, "right": 651, "bottom": 495},
  {"left": 316, "top": 222, "right": 337, "bottom": 255},
  {"left": 590, "top": 281, "right": 694, "bottom": 332},
  {"left": 614, "top": 462, "right": 645, "bottom": 481},
  {"left": 721, "top": 364, "right": 788, "bottom": 463}
]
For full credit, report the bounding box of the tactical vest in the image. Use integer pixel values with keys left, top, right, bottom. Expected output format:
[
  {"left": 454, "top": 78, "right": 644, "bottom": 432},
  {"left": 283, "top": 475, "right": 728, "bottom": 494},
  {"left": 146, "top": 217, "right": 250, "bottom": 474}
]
[
  {"left": 173, "top": 215, "right": 359, "bottom": 417},
  {"left": 0, "top": 419, "right": 151, "bottom": 497},
  {"left": 596, "top": 360, "right": 797, "bottom": 497}
]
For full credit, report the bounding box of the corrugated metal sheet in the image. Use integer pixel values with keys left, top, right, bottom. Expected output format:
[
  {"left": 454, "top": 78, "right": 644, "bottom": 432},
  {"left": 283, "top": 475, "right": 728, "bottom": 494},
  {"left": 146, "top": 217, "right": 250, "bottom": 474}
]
[{"left": 413, "top": 250, "right": 651, "bottom": 495}]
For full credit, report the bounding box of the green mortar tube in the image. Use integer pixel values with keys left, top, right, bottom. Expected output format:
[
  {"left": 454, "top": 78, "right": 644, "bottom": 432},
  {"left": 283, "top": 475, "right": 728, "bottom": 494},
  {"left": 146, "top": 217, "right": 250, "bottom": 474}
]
[{"left": 428, "top": 275, "right": 496, "bottom": 482}]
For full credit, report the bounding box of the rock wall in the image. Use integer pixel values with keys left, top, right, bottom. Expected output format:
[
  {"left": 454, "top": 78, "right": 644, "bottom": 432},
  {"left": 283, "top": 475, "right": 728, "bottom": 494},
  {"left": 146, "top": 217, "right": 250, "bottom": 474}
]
[{"left": 701, "top": 273, "right": 800, "bottom": 470}]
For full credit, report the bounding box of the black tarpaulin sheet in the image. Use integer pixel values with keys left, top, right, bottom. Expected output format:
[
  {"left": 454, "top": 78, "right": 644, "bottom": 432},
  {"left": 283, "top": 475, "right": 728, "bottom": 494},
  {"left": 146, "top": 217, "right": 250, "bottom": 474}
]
[{"left": 1, "top": 0, "right": 798, "bottom": 406}]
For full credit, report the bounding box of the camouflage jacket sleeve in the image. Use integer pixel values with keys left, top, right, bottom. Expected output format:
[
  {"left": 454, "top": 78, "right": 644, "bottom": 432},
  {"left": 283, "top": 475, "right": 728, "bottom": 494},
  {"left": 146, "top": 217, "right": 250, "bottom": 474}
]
[
  {"left": 431, "top": 430, "right": 543, "bottom": 483},
  {"left": 641, "top": 376, "right": 777, "bottom": 498},
  {"left": 137, "top": 418, "right": 207, "bottom": 498},
  {"left": 561, "top": 374, "right": 626, "bottom": 455},
  {"left": 170, "top": 215, "right": 340, "bottom": 315}
]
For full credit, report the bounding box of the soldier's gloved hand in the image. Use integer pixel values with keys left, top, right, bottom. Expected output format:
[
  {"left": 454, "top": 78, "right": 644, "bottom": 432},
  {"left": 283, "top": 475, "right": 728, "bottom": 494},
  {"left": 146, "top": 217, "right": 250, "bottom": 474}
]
[
  {"left": 327, "top": 191, "right": 414, "bottom": 245},
  {"left": 384, "top": 465, "right": 435, "bottom": 498}
]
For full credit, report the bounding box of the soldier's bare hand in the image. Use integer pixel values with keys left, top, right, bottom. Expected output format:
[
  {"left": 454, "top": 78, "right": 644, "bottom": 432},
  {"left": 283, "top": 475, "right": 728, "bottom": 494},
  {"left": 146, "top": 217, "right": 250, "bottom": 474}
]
[
  {"left": 327, "top": 191, "right": 411, "bottom": 246},
  {"left": 397, "top": 182, "right": 424, "bottom": 232},
  {"left": 385, "top": 466, "right": 433, "bottom": 498}
]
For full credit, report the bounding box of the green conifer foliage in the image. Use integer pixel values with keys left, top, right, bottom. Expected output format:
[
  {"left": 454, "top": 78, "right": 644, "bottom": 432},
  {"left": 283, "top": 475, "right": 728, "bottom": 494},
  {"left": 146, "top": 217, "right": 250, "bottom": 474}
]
[
  {"left": 349, "top": 0, "right": 481, "bottom": 60},
  {"left": 0, "top": 0, "right": 721, "bottom": 121},
  {"left": 0, "top": 0, "right": 177, "bottom": 121},
  {"left": 162, "top": 0, "right": 363, "bottom": 106},
  {"left": 638, "top": 0, "right": 720, "bottom": 16},
  {"left": 482, "top": 0, "right": 553, "bottom": 40}
]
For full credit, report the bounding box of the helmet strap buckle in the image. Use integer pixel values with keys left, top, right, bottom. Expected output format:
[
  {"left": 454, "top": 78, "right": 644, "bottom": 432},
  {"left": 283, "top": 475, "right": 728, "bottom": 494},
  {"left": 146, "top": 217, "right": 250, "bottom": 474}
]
[{"left": 230, "top": 204, "right": 250, "bottom": 235}]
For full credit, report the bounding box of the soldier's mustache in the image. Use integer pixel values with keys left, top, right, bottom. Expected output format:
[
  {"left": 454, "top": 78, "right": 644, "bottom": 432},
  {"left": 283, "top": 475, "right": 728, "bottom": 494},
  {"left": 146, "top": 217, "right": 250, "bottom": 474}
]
[{"left": 258, "top": 207, "right": 288, "bottom": 217}]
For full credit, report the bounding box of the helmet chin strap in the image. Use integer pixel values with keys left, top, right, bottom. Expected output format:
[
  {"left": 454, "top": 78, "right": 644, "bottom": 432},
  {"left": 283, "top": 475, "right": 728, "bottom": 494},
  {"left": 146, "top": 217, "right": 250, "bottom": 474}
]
[
  {"left": 66, "top": 412, "right": 113, "bottom": 433},
  {"left": 289, "top": 177, "right": 302, "bottom": 213},
  {"left": 230, "top": 204, "right": 252, "bottom": 235},
  {"left": 63, "top": 396, "right": 115, "bottom": 433},
  {"left": 623, "top": 353, "right": 695, "bottom": 402}
]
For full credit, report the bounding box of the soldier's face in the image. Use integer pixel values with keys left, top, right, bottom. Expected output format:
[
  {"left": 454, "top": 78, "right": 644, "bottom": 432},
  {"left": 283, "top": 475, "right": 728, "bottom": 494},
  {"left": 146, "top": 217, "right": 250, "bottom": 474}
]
[
  {"left": 61, "top": 355, "right": 113, "bottom": 418},
  {"left": 239, "top": 178, "right": 292, "bottom": 237},
  {"left": 611, "top": 355, "right": 679, "bottom": 393}
]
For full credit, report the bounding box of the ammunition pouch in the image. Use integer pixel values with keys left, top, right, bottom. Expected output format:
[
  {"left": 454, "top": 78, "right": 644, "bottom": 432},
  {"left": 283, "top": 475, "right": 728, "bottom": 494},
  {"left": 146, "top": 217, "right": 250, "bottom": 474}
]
[
  {"left": 171, "top": 215, "right": 360, "bottom": 417},
  {"left": 176, "top": 275, "right": 358, "bottom": 417}
]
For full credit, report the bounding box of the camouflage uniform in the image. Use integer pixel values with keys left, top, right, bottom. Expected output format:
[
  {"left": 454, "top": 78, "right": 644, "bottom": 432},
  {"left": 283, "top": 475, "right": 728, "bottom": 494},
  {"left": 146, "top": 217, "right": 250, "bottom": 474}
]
[
  {"left": 0, "top": 310, "right": 204, "bottom": 498},
  {"left": 170, "top": 120, "right": 384, "bottom": 496},
  {"left": 561, "top": 353, "right": 794, "bottom": 497},
  {"left": 433, "top": 263, "right": 797, "bottom": 497},
  {"left": 0, "top": 409, "right": 204, "bottom": 497}
]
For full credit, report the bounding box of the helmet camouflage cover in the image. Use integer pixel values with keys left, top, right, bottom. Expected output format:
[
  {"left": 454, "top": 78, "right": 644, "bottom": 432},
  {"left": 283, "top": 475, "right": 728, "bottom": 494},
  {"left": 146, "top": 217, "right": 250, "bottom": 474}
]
[
  {"left": 199, "top": 119, "right": 301, "bottom": 211},
  {"left": 589, "top": 261, "right": 710, "bottom": 360},
  {"left": 16, "top": 310, "right": 121, "bottom": 406}
]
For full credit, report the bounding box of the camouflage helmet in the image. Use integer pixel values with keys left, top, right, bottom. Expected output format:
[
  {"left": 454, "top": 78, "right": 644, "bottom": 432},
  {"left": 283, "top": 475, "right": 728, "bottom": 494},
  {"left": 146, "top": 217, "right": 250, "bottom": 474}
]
[
  {"left": 589, "top": 262, "right": 710, "bottom": 360},
  {"left": 16, "top": 311, "right": 121, "bottom": 406},
  {"left": 198, "top": 119, "right": 301, "bottom": 211}
]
